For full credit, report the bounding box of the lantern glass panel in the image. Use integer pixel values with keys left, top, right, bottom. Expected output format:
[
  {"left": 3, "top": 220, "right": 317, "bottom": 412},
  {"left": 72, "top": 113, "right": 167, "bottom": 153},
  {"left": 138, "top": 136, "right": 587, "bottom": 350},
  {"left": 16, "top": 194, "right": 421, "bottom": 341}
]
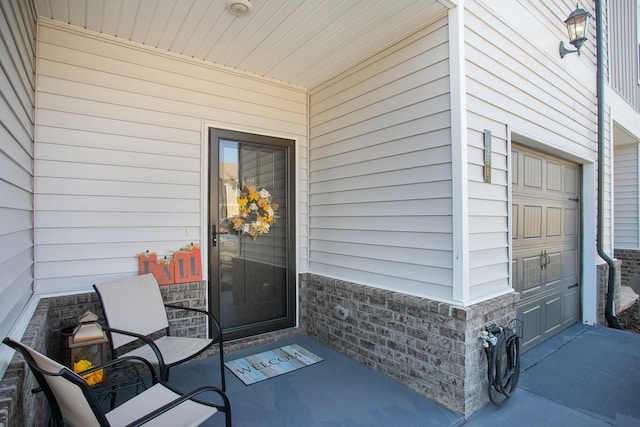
[{"left": 68, "top": 333, "right": 109, "bottom": 385}]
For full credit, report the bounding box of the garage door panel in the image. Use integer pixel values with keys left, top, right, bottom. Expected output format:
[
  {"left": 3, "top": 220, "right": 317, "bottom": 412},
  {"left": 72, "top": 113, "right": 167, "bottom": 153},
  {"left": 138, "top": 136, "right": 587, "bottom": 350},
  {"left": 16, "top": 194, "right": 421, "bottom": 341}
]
[
  {"left": 565, "top": 166, "right": 579, "bottom": 194},
  {"left": 566, "top": 207, "right": 578, "bottom": 236},
  {"left": 523, "top": 205, "right": 543, "bottom": 239},
  {"left": 545, "top": 251, "right": 562, "bottom": 284},
  {"left": 513, "top": 144, "right": 580, "bottom": 352},
  {"left": 524, "top": 154, "right": 543, "bottom": 189},
  {"left": 545, "top": 296, "right": 562, "bottom": 334},
  {"left": 522, "top": 254, "right": 543, "bottom": 293},
  {"left": 562, "top": 249, "right": 578, "bottom": 279},
  {"left": 546, "top": 207, "right": 562, "bottom": 237},
  {"left": 520, "top": 304, "right": 542, "bottom": 348},
  {"left": 546, "top": 162, "right": 564, "bottom": 192},
  {"left": 563, "top": 288, "right": 580, "bottom": 324}
]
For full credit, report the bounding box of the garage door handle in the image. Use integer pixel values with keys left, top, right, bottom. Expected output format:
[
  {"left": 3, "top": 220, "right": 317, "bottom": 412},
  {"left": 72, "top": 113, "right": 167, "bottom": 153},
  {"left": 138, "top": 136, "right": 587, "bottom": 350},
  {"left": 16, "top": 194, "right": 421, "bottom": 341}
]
[
  {"left": 540, "top": 251, "right": 551, "bottom": 269},
  {"left": 568, "top": 284, "right": 578, "bottom": 289}
]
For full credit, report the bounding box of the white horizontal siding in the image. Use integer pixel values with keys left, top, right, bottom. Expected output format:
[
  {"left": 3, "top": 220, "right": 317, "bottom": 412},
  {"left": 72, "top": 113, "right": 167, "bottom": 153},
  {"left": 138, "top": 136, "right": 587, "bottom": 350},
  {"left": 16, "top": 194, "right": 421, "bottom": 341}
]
[
  {"left": 614, "top": 144, "right": 639, "bottom": 249},
  {"left": 34, "top": 20, "right": 308, "bottom": 293},
  {"left": 610, "top": 0, "right": 640, "bottom": 111},
  {"left": 0, "top": 0, "right": 35, "bottom": 345},
  {"left": 465, "top": 1, "right": 602, "bottom": 301},
  {"left": 308, "top": 17, "right": 453, "bottom": 300}
]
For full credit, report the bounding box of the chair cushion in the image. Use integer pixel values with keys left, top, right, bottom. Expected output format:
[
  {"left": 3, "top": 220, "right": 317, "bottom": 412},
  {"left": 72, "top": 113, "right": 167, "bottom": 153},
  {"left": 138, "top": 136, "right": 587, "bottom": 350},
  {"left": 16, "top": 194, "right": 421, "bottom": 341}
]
[
  {"left": 119, "top": 336, "right": 214, "bottom": 366},
  {"left": 105, "top": 383, "right": 216, "bottom": 426}
]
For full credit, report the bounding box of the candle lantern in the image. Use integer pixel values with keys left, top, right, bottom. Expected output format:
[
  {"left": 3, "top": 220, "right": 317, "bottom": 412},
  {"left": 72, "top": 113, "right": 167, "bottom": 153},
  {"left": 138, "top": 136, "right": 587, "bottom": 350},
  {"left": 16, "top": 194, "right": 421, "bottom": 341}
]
[{"left": 68, "top": 311, "right": 109, "bottom": 385}]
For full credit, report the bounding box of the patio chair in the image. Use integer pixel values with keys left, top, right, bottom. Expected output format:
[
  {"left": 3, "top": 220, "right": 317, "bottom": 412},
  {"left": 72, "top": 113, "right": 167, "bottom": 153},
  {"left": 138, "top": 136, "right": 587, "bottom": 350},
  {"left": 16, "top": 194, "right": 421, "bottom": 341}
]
[
  {"left": 93, "top": 273, "right": 226, "bottom": 390},
  {"left": 2, "top": 337, "right": 231, "bottom": 427}
]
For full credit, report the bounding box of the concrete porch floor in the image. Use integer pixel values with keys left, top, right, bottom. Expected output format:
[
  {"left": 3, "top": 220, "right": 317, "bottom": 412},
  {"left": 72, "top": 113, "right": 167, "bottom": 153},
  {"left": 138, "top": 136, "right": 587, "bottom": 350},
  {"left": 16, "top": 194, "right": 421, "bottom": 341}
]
[{"left": 165, "top": 323, "right": 640, "bottom": 426}]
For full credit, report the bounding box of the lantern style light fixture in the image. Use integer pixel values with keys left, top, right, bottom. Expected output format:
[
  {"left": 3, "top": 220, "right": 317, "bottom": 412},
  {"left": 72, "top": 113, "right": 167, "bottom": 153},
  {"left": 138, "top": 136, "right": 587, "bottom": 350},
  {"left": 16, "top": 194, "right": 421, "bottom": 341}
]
[
  {"left": 559, "top": 4, "right": 591, "bottom": 58},
  {"left": 68, "top": 311, "right": 109, "bottom": 385}
]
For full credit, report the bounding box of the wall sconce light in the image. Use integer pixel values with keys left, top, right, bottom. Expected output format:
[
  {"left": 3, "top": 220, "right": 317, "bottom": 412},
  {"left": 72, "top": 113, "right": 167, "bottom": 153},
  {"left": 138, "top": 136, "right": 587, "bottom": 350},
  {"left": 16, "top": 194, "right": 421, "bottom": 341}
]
[
  {"left": 559, "top": 4, "right": 591, "bottom": 58},
  {"left": 226, "top": 0, "right": 253, "bottom": 16}
]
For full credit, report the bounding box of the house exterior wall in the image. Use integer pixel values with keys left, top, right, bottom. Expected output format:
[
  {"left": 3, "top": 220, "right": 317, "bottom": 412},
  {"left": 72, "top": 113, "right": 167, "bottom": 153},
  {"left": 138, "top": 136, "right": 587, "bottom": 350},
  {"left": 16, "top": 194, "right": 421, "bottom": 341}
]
[
  {"left": 610, "top": 0, "right": 640, "bottom": 110},
  {"left": 307, "top": 1, "right": 607, "bottom": 312},
  {"left": 0, "top": 0, "right": 36, "bottom": 350},
  {"left": 614, "top": 143, "right": 639, "bottom": 249},
  {"left": 465, "top": 1, "right": 605, "bottom": 307},
  {"left": 34, "top": 20, "right": 308, "bottom": 294},
  {"left": 308, "top": 16, "right": 455, "bottom": 302}
]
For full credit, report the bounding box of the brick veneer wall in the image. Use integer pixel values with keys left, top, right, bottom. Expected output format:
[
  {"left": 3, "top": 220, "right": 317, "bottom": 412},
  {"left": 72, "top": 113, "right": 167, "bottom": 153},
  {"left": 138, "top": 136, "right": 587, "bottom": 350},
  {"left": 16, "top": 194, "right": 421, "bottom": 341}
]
[
  {"left": 614, "top": 249, "right": 640, "bottom": 291},
  {"left": 299, "top": 273, "right": 518, "bottom": 418},
  {"left": 596, "top": 259, "right": 622, "bottom": 326},
  {"left": 0, "top": 280, "right": 209, "bottom": 427}
]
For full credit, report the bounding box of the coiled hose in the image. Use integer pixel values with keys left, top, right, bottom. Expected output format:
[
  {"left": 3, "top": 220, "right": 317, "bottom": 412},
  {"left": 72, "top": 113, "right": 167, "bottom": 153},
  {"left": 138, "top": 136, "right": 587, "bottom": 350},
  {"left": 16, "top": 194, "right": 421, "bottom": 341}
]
[{"left": 480, "top": 320, "right": 522, "bottom": 405}]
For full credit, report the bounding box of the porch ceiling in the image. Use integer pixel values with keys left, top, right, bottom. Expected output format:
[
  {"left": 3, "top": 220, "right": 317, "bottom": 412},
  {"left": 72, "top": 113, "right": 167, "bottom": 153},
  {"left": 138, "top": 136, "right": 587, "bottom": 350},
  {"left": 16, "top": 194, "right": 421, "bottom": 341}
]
[{"left": 33, "top": 0, "right": 453, "bottom": 88}]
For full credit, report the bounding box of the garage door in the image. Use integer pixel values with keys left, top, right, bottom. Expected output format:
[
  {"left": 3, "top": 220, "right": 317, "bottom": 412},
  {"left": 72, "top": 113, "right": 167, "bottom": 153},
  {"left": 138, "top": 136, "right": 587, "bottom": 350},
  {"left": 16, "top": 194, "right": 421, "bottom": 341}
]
[{"left": 512, "top": 145, "right": 580, "bottom": 351}]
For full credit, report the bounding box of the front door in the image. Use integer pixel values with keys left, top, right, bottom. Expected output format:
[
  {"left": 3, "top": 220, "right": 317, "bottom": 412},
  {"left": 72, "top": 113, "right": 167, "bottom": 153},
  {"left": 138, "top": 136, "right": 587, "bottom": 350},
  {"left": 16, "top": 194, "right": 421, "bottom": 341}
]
[{"left": 209, "top": 128, "right": 296, "bottom": 341}]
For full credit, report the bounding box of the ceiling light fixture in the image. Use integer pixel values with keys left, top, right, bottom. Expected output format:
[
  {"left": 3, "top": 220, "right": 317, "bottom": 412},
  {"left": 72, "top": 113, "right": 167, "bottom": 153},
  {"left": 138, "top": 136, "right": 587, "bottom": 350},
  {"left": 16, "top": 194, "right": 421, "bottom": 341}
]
[{"left": 226, "top": 0, "right": 253, "bottom": 16}]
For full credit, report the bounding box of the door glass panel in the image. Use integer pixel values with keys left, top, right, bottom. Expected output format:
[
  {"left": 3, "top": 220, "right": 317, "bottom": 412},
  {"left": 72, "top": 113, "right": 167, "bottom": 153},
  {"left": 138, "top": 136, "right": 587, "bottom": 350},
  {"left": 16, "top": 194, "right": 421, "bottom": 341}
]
[{"left": 211, "top": 129, "right": 294, "bottom": 339}]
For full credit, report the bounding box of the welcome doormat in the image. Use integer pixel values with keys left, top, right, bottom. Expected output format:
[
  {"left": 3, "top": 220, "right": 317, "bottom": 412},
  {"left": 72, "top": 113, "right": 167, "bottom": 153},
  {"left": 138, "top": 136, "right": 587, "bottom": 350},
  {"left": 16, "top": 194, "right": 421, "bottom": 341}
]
[{"left": 224, "top": 344, "right": 323, "bottom": 385}]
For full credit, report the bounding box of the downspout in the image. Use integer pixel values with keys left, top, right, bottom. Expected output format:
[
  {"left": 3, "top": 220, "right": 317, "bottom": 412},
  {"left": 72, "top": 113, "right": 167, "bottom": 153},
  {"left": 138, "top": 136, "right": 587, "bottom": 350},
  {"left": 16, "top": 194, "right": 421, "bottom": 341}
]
[{"left": 595, "top": 0, "right": 623, "bottom": 329}]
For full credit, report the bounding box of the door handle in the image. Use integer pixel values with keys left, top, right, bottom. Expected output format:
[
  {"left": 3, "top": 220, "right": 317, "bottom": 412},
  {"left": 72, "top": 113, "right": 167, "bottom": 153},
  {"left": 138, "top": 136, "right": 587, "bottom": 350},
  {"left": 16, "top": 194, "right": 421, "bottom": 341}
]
[
  {"left": 544, "top": 250, "right": 551, "bottom": 267},
  {"left": 211, "top": 225, "right": 230, "bottom": 247}
]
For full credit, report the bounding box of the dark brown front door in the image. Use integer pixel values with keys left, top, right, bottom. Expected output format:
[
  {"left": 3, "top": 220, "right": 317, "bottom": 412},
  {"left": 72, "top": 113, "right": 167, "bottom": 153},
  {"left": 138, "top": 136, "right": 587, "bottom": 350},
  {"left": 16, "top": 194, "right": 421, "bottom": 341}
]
[{"left": 209, "top": 128, "right": 296, "bottom": 341}]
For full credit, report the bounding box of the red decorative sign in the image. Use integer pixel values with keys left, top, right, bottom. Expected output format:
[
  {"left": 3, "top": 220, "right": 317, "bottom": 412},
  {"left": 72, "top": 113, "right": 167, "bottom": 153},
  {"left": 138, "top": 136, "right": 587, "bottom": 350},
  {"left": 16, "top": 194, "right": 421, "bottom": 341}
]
[
  {"left": 137, "top": 244, "right": 202, "bottom": 285},
  {"left": 138, "top": 251, "right": 157, "bottom": 275},
  {"left": 174, "top": 246, "right": 202, "bottom": 284}
]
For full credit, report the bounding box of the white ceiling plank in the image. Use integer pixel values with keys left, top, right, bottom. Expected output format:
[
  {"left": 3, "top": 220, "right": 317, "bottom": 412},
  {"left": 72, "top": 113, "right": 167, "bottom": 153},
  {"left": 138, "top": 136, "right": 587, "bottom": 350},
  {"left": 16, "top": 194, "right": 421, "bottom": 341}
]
[
  {"left": 84, "top": 0, "right": 103, "bottom": 32},
  {"left": 99, "top": 0, "right": 122, "bottom": 35},
  {"left": 34, "top": 0, "right": 52, "bottom": 19},
  {"left": 214, "top": 0, "right": 291, "bottom": 68},
  {"left": 233, "top": 0, "right": 326, "bottom": 73},
  {"left": 49, "top": 0, "right": 68, "bottom": 22},
  {"left": 167, "top": 0, "right": 215, "bottom": 53},
  {"left": 248, "top": 1, "right": 360, "bottom": 78},
  {"left": 179, "top": 2, "right": 227, "bottom": 58},
  {"left": 156, "top": 0, "right": 193, "bottom": 51},
  {"left": 128, "top": 0, "right": 157, "bottom": 42},
  {"left": 114, "top": 0, "right": 139, "bottom": 40},
  {"left": 269, "top": 0, "right": 390, "bottom": 83},
  {"left": 33, "top": 0, "right": 449, "bottom": 88},
  {"left": 143, "top": 0, "right": 177, "bottom": 47},
  {"left": 295, "top": 1, "right": 446, "bottom": 87},
  {"left": 67, "top": 0, "right": 86, "bottom": 25}
]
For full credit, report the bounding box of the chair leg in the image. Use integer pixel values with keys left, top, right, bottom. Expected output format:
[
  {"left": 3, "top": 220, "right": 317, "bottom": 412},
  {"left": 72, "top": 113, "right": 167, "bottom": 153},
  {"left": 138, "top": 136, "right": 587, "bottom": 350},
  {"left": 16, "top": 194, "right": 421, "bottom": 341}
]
[{"left": 219, "top": 339, "right": 226, "bottom": 392}]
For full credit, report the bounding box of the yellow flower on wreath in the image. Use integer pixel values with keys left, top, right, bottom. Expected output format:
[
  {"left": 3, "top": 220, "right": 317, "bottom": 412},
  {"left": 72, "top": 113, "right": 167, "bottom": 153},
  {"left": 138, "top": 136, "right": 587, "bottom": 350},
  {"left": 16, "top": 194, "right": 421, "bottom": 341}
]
[{"left": 231, "top": 181, "right": 279, "bottom": 241}]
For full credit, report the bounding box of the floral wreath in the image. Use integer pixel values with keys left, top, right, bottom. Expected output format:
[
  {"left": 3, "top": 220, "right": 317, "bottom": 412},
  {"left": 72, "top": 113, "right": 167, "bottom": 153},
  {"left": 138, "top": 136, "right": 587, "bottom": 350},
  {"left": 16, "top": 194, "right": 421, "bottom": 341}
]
[{"left": 230, "top": 181, "right": 279, "bottom": 241}]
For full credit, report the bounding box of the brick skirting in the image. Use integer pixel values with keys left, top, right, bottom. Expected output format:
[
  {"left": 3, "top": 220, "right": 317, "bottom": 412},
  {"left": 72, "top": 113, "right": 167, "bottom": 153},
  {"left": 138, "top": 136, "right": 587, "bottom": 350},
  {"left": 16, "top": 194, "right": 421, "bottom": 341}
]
[
  {"left": 596, "top": 259, "right": 623, "bottom": 325},
  {"left": 299, "top": 273, "right": 518, "bottom": 417},
  {"left": 614, "top": 249, "right": 640, "bottom": 291},
  {"left": 4, "top": 274, "right": 522, "bottom": 421}
]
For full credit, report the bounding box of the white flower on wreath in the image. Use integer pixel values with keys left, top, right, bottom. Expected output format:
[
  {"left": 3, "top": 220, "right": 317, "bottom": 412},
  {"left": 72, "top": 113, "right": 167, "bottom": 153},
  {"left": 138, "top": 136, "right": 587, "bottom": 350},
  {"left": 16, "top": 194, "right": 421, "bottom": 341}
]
[{"left": 230, "top": 181, "right": 279, "bottom": 241}]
